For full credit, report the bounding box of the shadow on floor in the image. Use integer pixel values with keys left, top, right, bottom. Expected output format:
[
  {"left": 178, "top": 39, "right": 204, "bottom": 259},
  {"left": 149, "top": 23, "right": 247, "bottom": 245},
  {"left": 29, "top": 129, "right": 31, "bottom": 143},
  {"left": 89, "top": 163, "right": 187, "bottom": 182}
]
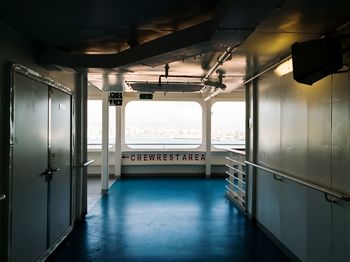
[{"left": 87, "top": 177, "right": 116, "bottom": 211}]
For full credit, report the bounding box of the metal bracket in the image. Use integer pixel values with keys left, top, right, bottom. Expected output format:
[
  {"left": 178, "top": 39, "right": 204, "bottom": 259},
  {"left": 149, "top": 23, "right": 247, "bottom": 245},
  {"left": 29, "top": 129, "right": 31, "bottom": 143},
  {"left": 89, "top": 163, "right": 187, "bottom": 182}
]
[
  {"left": 324, "top": 193, "right": 337, "bottom": 203},
  {"left": 273, "top": 174, "right": 283, "bottom": 181}
]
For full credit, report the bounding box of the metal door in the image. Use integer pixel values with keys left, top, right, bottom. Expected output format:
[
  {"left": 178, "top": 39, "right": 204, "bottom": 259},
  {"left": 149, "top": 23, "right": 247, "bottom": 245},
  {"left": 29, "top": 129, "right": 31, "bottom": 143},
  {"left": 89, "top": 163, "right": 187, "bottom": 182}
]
[
  {"left": 11, "top": 73, "right": 48, "bottom": 262},
  {"left": 49, "top": 87, "right": 72, "bottom": 244}
]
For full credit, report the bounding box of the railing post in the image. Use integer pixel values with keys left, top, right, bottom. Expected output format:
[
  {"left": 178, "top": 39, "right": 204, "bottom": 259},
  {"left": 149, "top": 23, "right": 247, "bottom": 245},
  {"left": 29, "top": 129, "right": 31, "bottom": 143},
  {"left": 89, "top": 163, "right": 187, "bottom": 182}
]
[{"left": 225, "top": 149, "right": 246, "bottom": 212}]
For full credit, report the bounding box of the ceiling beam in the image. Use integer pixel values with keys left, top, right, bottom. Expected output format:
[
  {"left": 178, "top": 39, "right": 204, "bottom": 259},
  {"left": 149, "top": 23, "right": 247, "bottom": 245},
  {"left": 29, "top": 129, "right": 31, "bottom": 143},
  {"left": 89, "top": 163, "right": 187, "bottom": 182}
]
[
  {"left": 39, "top": 21, "right": 217, "bottom": 69},
  {"left": 38, "top": 0, "right": 280, "bottom": 69}
]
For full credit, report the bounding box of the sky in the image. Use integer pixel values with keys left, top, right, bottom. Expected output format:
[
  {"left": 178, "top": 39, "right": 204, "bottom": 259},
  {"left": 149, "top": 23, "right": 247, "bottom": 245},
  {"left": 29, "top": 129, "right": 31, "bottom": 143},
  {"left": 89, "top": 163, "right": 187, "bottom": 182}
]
[
  {"left": 125, "top": 101, "right": 202, "bottom": 130},
  {"left": 125, "top": 101, "right": 245, "bottom": 131},
  {"left": 211, "top": 101, "right": 245, "bottom": 130},
  {"left": 87, "top": 100, "right": 245, "bottom": 144}
]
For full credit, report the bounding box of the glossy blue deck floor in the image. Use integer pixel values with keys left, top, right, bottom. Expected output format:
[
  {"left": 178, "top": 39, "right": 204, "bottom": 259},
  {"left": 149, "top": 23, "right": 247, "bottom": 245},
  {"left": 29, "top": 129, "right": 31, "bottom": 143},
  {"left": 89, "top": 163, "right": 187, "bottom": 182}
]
[{"left": 49, "top": 178, "right": 290, "bottom": 262}]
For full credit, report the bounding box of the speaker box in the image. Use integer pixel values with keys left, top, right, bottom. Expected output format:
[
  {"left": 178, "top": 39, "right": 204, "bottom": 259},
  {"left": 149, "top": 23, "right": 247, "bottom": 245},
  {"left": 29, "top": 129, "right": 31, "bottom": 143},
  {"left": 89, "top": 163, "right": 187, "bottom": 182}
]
[{"left": 291, "top": 37, "right": 343, "bottom": 85}]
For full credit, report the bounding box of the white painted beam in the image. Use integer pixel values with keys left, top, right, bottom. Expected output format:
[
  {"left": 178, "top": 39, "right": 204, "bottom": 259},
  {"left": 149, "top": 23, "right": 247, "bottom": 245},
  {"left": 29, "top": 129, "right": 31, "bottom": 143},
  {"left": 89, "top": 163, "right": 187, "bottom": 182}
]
[
  {"left": 205, "top": 100, "right": 211, "bottom": 177},
  {"left": 114, "top": 106, "right": 122, "bottom": 179},
  {"left": 101, "top": 91, "right": 109, "bottom": 194}
]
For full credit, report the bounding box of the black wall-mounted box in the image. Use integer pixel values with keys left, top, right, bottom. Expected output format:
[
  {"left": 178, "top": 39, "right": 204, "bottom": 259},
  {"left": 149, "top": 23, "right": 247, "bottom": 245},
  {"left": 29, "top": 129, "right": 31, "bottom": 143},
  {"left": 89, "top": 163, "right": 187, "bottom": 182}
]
[{"left": 291, "top": 37, "right": 343, "bottom": 85}]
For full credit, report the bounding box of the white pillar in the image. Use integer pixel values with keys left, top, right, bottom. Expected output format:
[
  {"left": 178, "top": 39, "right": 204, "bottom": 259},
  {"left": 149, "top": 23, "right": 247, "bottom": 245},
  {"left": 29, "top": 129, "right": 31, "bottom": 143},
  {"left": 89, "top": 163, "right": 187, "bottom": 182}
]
[
  {"left": 101, "top": 91, "right": 109, "bottom": 194},
  {"left": 205, "top": 100, "right": 211, "bottom": 177},
  {"left": 114, "top": 106, "right": 122, "bottom": 179}
]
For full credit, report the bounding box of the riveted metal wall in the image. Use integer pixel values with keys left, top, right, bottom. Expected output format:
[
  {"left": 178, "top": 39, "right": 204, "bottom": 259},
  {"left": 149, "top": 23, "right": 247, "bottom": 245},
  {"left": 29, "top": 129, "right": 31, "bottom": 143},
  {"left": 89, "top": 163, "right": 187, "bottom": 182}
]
[
  {"left": 257, "top": 73, "right": 281, "bottom": 169},
  {"left": 257, "top": 72, "right": 332, "bottom": 185},
  {"left": 331, "top": 71, "right": 350, "bottom": 261},
  {"left": 255, "top": 71, "right": 337, "bottom": 261},
  {"left": 331, "top": 71, "right": 350, "bottom": 194}
]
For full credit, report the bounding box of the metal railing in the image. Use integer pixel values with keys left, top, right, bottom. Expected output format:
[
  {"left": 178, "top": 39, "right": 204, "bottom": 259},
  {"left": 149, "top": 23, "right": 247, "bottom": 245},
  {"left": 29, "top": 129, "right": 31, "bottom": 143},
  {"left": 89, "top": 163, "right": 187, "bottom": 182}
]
[
  {"left": 245, "top": 161, "right": 350, "bottom": 202},
  {"left": 225, "top": 149, "right": 246, "bottom": 211}
]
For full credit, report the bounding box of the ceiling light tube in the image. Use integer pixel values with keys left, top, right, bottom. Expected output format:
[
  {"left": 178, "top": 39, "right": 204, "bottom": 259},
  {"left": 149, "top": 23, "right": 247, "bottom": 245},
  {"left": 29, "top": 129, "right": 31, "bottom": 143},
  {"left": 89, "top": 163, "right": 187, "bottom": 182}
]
[
  {"left": 204, "top": 88, "right": 222, "bottom": 101},
  {"left": 274, "top": 58, "right": 293, "bottom": 77}
]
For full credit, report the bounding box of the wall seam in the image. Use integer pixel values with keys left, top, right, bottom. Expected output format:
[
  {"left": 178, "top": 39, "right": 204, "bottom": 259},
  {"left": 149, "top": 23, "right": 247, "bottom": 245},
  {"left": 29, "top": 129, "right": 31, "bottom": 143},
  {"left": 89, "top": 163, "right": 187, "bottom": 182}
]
[{"left": 330, "top": 74, "right": 334, "bottom": 262}]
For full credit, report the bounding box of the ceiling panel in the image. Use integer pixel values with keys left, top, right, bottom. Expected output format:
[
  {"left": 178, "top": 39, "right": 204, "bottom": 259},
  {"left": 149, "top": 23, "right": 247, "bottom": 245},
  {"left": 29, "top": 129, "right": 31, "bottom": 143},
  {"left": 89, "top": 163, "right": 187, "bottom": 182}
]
[
  {"left": 231, "top": 0, "right": 350, "bottom": 76},
  {"left": 1, "top": 0, "right": 349, "bottom": 94},
  {"left": 0, "top": 0, "right": 218, "bottom": 53}
]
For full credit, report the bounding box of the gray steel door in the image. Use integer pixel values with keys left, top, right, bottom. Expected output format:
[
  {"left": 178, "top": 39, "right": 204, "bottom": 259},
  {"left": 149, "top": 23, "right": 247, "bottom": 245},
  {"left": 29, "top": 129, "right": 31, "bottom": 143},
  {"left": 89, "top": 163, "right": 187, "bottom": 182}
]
[
  {"left": 49, "top": 88, "right": 72, "bottom": 244},
  {"left": 12, "top": 73, "right": 48, "bottom": 262}
]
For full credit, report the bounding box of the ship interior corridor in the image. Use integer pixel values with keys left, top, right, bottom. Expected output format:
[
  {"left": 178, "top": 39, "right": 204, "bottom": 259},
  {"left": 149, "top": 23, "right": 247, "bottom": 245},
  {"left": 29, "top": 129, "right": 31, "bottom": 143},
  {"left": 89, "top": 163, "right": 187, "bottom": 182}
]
[
  {"left": 49, "top": 178, "right": 289, "bottom": 262},
  {"left": 1, "top": 1, "right": 350, "bottom": 262}
]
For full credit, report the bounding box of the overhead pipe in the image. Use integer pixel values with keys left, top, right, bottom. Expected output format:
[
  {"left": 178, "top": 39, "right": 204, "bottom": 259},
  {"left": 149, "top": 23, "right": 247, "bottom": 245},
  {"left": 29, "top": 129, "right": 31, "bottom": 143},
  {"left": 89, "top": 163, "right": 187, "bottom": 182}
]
[
  {"left": 126, "top": 80, "right": 203, "bottom": 85},
  {"left": 157, "top": 47, "right": 236, "bottom": 92},
  {"left": 158, "top": 63, "right": 203, "bottom": 86},
  {"left": 158, "top": 74, "right": 202, "bottom": 86},
  {"left": 204, "top": 54, "right": 293, "bottom": 101},
  {"left": 158, "top": 46, "right": 236, "bottom": 88},
  {"left": 201, "top": 46, "right": 236, "bottom": 84},
  {"left": 242, "top": 55, "right": 292, "bottom": 86},
  {"left": 204, "top": 69, "right": 226, "bottom": 88},
  {"left": 201, "top": 46, "right": 236, "bottom": 100}
]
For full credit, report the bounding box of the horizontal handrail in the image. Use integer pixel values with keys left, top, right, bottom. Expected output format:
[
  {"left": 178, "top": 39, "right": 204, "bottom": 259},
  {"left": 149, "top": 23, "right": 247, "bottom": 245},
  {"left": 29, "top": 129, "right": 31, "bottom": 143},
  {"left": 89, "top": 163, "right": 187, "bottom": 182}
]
[
  {"left": 0, "top": 194, "right": 6, "bottom": 201},
  {"left": 225, "top": 164, "right": 246, "bottom": 176},
  {"left": 226, "top": 179, "right": 246, "bottom": 193},
  {"left": 225, "top": 171, "right": 246, "bottom": 184},
  {"left": 225, "top": 156, "right": 246, "bottom": 166},
  {"left": 225, "top": 186, "right": 245, "bottom": 203},
  {"left": 226, "top": 148, "right": 246, "bottom": 155},
  {"left": 245, "top": 161, "right": 350, "bottom": 201}
]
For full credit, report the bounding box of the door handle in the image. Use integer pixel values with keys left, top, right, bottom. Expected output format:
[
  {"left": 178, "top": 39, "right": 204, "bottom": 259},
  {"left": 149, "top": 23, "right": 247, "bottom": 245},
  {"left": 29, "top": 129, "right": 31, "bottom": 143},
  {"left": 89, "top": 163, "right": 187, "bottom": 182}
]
[
  {"left": 75, "top": 159, "right": 94, "bottom": 167},
  {"left": 0, "top": 194, "right": 6, "bottom": 201},
  {"left": 41, "top": 168, "right": 60, "bottom": 181}
]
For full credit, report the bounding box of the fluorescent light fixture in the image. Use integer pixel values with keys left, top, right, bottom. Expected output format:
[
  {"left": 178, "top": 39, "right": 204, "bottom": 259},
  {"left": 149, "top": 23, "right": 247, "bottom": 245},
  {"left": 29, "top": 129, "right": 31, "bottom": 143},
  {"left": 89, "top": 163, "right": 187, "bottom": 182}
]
[
  {"left": 204, "top": 88, "right": 222, "bottom": 101},
  {"left": 274, "top": 58, "right": 293, "bottom": 77}
]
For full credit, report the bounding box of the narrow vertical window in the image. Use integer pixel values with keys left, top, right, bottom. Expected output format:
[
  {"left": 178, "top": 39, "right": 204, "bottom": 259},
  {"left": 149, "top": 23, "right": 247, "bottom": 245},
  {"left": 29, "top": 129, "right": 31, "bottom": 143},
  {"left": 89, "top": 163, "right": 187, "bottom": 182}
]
[
  {"left": 87, "top": 100, "right": 115, "bottom": 150},
  {"left": 211, "top": 102, "right": 245, "bottom": 149}
]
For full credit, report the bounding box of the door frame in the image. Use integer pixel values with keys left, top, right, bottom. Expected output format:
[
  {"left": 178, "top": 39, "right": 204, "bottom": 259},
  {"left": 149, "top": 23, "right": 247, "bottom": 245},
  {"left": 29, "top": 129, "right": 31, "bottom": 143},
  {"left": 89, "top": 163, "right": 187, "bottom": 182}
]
[{"left": 8, "top": 64, "right": 74, "bottom": 261}]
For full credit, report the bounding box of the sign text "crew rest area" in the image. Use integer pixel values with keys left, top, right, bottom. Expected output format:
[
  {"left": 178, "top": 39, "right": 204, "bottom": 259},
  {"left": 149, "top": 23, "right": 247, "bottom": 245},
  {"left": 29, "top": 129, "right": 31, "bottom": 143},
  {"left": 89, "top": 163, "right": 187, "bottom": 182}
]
[{"left": 122, "top": 153, "right": 206, "bottom": 163}]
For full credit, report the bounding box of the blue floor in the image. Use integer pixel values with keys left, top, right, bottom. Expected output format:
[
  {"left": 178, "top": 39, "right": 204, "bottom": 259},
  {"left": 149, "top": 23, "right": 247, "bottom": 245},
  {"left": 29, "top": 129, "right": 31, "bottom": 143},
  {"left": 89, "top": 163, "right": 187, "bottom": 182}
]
[{"left": 49, "top": 178, "right": 290, "bottom": 262}]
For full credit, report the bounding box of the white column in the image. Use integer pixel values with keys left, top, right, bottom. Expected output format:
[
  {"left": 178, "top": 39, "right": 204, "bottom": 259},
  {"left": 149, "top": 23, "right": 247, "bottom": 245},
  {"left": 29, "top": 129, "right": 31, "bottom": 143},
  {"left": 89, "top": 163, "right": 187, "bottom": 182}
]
[
  {"left": 101, "top": 91, "right": 109, "bottom": 194},
  {"left": 205, "top": 100, "right": 211, "bottom": 177},
  {"left": 114, "top": 106, "right": 122, "bottom": 179}
]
